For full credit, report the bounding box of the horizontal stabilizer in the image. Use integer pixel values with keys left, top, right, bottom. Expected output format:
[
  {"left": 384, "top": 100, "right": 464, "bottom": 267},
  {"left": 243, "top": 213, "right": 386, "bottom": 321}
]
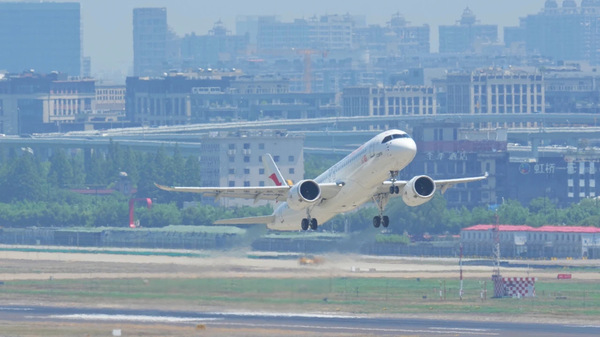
[{"left": 214, "top": 215, "right": 275, "bottom": 225}]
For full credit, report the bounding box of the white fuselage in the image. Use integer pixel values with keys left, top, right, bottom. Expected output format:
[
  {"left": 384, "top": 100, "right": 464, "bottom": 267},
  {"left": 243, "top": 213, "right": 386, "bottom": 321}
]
[{"left": 270, "top": 129, "right": 417, "bottom": 230}]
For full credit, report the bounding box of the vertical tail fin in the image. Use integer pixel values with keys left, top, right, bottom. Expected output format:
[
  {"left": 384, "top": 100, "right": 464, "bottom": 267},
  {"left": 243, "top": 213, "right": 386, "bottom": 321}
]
[{"left": 262, "top": 153, "right": 289, "bottom": 187}]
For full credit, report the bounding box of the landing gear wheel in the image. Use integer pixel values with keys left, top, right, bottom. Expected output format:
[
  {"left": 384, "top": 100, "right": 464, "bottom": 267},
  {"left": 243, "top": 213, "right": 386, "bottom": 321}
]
[
  {"left": 394, "top": 186, "right": 400, "bottom": 194},
  {"left": 310, "top": 218, "right": 318, "bottom": 230},
  {"left": 382, "top": 215, "right": 389, "bottom": 228},
  {"left": 389, "top": 186, "right": 395, "bottom": 194},
  {"left": 373, "top": 216, "right": 381, "bottom": 228},
  {"left": 301, "top": 218, "right": 309, "bottom": 231}
]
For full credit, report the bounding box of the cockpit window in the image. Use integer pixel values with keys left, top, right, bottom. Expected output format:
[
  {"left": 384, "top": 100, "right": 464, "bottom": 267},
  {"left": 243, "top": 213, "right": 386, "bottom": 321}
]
[{"left": 381, "top": 133, "right": 410, "bottom": 143}]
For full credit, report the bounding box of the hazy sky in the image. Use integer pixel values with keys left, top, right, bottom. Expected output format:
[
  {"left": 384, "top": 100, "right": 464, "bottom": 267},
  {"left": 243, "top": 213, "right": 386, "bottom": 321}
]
[{"left": 73, "top": 0, "right": 547, "bottom": 79}]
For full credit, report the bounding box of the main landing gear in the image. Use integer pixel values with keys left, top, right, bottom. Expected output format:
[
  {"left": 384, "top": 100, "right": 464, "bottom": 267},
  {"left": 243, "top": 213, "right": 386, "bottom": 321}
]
[
  {"left": 301, "top": 213, "right": 318, "bottom": 231},
  {"left": 372, "top": 193, "right": 390, "bottom": 228},
  {"left": 373, "top": 170, "right": 399, "bottom": 228},
  {"left": 373, "top": 215, "right": 389, "bottom": 228}
]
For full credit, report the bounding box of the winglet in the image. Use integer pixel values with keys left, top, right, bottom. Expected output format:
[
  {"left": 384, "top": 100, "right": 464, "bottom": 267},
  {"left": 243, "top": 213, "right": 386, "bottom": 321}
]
[
  {"left": 263, "top": 153, "right": 288, "bottom": 187},
  {"left": 155, "top": 183, "right": 173, "bottom": 191}
]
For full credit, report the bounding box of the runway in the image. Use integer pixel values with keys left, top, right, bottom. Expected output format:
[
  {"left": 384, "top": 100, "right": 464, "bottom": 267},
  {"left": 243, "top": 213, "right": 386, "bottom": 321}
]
[{"left": 1, "top": 305, "right": 599, "bottom": 336}]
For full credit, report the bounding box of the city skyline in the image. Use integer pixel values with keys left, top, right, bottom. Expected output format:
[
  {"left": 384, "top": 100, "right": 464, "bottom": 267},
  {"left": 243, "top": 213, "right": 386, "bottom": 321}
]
[{"left": 72, "top": 0, "right": 545, "bottom": 80}]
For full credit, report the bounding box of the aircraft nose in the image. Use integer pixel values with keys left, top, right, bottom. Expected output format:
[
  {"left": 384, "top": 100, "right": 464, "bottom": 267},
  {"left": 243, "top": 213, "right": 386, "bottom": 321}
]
[
  {"left": 404, "top": 137, "right": 417, "bottom": 159},
  {"left": 391, "top": 137, "right": 417, "bottom": 164}
]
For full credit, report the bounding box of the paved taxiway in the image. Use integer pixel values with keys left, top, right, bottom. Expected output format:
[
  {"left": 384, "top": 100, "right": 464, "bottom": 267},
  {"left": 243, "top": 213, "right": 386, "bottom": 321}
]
[{"left": 1, "top": 305, "right": 599, "bottom": 337}]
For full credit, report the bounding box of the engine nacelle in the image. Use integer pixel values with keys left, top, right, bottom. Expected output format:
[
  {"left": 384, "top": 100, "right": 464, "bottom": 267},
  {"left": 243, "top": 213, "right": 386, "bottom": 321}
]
[
  {"left": 402, "top": 175, "right": 436, "bottom": 207},
  {"left": 287, "top": 180, "right": 321, "bottom": 210}
]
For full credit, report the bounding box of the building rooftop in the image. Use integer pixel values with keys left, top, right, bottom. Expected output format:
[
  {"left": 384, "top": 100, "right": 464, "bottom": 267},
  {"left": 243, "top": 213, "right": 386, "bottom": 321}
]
[
  {"left": 463, "top": 224, "right": 600, "bottom": 233},
  {"left": 464, "top": 224, "right": 534, "bottom": 232}
]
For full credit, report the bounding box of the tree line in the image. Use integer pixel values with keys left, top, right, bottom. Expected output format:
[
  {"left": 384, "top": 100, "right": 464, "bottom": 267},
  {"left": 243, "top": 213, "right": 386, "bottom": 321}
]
[
  {"left": 0, "top": 146, "right": 598, "bottom": 233},
  {"left": 0, "top": 142, "right": 270, "bottom": 228}
]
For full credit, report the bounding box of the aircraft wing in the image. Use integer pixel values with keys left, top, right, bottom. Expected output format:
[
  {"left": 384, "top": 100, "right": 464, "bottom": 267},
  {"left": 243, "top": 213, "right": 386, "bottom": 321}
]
[
  {"left": 155, "top": 183, "right": 290, "bottom": 202},
  {"left": 318, "top": 182, "right": 345, "bottom": 200},
  {"left": 377, "top": 173, "right": 488, "bottom": 195},
  {"left": 214, "top": 215, "right": 276, "bottom": 225},
  {"left": 433, "top": 173, "right": 488, "bottom": 193}
]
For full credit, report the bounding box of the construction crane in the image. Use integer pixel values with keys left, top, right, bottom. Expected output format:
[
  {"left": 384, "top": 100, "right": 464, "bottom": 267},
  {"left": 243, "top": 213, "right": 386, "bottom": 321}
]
[{"left": 296, "top": 49, "right": 327, "bottom": 93}]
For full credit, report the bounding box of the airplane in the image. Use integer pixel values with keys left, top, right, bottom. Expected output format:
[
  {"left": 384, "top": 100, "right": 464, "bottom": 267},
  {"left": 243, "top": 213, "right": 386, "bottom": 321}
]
[{"left": 155, "top": 129, "right": 488, "bottom": 231}]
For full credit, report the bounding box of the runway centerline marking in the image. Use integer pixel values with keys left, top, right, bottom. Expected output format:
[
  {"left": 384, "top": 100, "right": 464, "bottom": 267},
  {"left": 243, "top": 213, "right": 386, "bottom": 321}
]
[
  {"left": 43, "top": 314, "right": 222, "bottom": 324},
  {"left": 210, "top": 321, "right": 500, "bottom": 335}
]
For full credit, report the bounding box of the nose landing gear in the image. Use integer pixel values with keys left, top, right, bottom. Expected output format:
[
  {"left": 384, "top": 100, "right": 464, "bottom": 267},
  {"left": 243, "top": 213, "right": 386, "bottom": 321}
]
[{"left": 389, "top": 170, "right": 400, "bottom": 195}]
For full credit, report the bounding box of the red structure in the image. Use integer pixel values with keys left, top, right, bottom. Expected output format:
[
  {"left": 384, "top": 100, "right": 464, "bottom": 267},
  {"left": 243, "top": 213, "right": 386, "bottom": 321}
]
[{"left": 129, "top": 198, "right": 152, "bottom": 228}]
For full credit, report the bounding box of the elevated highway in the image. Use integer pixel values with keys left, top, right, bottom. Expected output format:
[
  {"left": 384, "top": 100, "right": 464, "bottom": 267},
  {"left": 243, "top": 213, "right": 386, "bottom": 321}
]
[{"left": 3, "top": 114, "right": 600, "bottom": 158}]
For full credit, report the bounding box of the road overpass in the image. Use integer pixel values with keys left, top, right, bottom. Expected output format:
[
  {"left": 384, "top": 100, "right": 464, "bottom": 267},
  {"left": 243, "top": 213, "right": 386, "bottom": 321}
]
[{"left": 4, "top": 114, "right": 600, "bottom": 158}]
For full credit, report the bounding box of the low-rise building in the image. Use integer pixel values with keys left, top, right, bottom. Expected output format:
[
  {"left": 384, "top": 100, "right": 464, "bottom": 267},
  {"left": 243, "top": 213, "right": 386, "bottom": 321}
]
[
  {"left": 342, "top": 85, "right": 437, "bottom": 117},
  {"left": 444, "top": 69, "right": 545, "bottom": 118},
  {"left": 461, "top": 224, "right": 600, "bottom": 259},
  {"left": 0, "top": 72, "right": 95, "bottom": 134},
  {"left": 126, "top": 72, "right": 338, "bottom": 125},
  {"left": 199, "top": 129, "right": 304, "bottom": 207}
]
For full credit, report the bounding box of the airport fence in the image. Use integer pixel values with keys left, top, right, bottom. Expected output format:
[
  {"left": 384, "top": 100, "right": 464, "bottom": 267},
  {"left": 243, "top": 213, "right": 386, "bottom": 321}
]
[{"left": 0, "top": 226, "right": 245, "bottom": 250}]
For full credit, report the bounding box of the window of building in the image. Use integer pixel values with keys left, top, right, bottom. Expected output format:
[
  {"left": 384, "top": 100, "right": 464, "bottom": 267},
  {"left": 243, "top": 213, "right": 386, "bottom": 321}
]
[
  {"left": 228, "top": 181, "right": 235, "bottom": 187},
  {"left": 228, "top": 144, "right": 235, "bottom": 150},
  {"left": 259, "top": 143, "right": 265, "bottom": 150},
  {"left": 243, "top": 143, "right": 250, "bottom": 149},
  {"left": 228, "top": 168, "right": 235, "bottom": 174},
  {"left": 244, "top": 168, "right": 250, "bottom": 174},
  {"left": 244, "top": 181, "right": 250, "bottom": 187},
  {"left": 289, "top": 168, "right": 295, "bottom": 174},
  {"left": 244, "top": 156, "right": 250, "bottom": 163},
  {"left": 274, "top": 155, "right": 280, "bottom": 162},
  {"left": 259, "top": 168, "right": 265, "bottom": 175},
  {"left": 229, "top": 156, "right": 235, "bottom": 163},
  {"left": 259, "top": 181, "right": 265, "bottom": 186},
  {"left": 288, "top": 155, "right": 294, "bottom": 162}
]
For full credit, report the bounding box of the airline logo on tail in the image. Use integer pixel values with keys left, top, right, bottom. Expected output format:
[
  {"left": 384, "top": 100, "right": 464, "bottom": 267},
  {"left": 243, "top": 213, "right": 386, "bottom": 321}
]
[
  {"left": 263, "top": 153, "right": 289, "bottom": 187},
  {"left": 268, "top": 173, "right": 283, "bottom": 186}
]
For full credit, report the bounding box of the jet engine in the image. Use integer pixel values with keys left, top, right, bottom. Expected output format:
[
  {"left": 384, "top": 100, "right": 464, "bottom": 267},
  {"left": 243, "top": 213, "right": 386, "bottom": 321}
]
[
  {"left": 287, "top": 180, "right": 321, "bottom": 210},
  {"left": 402, "top": 175, "right": 435, "bottom": 207}
]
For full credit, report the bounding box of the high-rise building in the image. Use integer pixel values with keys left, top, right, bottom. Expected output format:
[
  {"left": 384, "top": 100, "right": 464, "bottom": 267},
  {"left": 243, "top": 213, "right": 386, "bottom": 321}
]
[
  {"left": 181, "top": 20, "right": 249, "bottom": 68},
  {"left": 355, "top": 13, "right": 430, "bottom": 56},
  {"left": 0, "top": 2, "right": 81, "bottom": 76},
  {"left": 308, "top": 14, "right": 357, "bottom": 50},
  {"left": 517, "top": 0, "right": 600, "bottom": 64},
  {"left": 439, "top": 7, "right": 498, "bottom": 54},
  {"left": 256, "top": 17, "right": 310, "bottom": 52},
  {"left": 133, "top": 8, "right": 167, "bottom": 77}
]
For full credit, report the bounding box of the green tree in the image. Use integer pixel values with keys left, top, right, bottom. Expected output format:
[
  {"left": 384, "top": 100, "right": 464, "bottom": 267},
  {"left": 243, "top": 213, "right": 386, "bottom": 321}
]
[
  {"left": 89, "top": 196, "right": 129, "bottom": 227},
  {"left": 0, "top": 153, "right": 45, "bottom": 202},
  {"left": 182, "top": 156, "right": 201, "bottom": 186},
  {"left": 497, "top": 199, "right": 529, "bottom": 225},
  {"left": 48, "top": 149, "right": 74, "bottom": 188},
  {"left": 304, "top": 153, "right": 343, "bottom": 178},
  {"left": 138, "top": 203, "right": 182, "bottom": 227}
]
